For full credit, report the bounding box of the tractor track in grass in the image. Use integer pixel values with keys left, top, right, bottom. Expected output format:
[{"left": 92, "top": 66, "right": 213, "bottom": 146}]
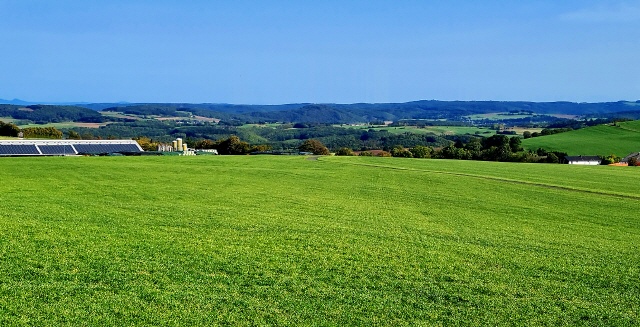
[{"left": 319, "top": 158, "right": 640, "bottom": 201}]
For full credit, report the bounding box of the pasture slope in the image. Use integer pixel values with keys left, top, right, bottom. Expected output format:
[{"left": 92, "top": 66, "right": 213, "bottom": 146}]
[
  {"left": 0, "top": 156, "right": 638, "bottom": 326},
  {"left": 522, "top": 120, "right": 640, "bottom": 157}
]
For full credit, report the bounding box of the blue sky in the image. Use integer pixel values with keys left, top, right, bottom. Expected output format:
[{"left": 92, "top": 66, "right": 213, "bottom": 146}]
[{"left": 0, "top": 0, "right": 639, "bottom": 104}]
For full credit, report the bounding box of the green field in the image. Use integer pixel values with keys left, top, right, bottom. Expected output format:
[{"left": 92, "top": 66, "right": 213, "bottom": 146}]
[
  {"left": 343, "top": 124, "right": 498, "bottom": 136},
  {"left": 1, "top": 156, "right": 638, "bottom": 325},
  {"left": 465, "top": 112, "right": 536, "bottom": 120},
  {"left": 523, "top": 120, "right": 640, "bottom": 157},
  {"left": 0, "top": 117, "right": 18, "bottom": 123},
  {"left": 16, "top": 121, "right": 109, "bottom": 129},
  {"left": 343, "top": 124, "right": 543, "bottom": 136}
]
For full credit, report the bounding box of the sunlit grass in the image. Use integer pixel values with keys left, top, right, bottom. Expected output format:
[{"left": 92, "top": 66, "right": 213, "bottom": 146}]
[
  {"left": 0, "top": 156, "right": 638, "bottom": 325},
  {"left": 523, "top": 120, "right": 640, "bottom": 156}
]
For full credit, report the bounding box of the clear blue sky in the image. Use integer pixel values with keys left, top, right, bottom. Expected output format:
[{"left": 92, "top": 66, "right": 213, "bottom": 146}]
[{"left": 0, "top": 0, "right": 638, "bottom": 104}]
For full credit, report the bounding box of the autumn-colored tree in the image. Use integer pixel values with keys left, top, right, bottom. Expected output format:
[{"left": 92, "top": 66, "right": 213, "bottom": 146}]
[
  {"left": 250, "top": 144, "right": 272, "bottom": 153},
  {"left": 21, "top": 127, "right": 63, "bottom": 139},
  {"left": 134, "top": 136, "right": 159, "bottom": 151},
  {"left": 391, "top": 145, "right": 413, "bottom": 158},
  {"left": 67, "top": 130, "right": 82, "bottom": 140},
  {"left": 218, "top": 135, "right": 250, "bottom": 155},
  {"left": 335, "top": 147, "right": 355, "bottom": 156},
  {"left": 298, "top": 139, "right": 330, "bottom": 155},
  {"left": 193, "top": 139, "right": 217, "bottom": 149}
]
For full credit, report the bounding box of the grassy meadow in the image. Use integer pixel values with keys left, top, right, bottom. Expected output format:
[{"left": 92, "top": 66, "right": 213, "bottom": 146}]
[
  {"left": 0, "top": 156, "right": 639, "bottom": 325},
  {"left": 342, "top": 124, "right": 498, "bottom": 136},
  {"left": 522, "top": 120, "right": 640, "bottom": 157}
]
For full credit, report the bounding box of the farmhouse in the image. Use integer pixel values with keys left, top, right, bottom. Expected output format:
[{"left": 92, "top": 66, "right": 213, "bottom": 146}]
[
  {"left": 0, "top": 139, "right": 143, "bottom": 156},
  {"left": 621, "top": 152, "right": 640, "bottom": 165},
  {"left": 563, "top": 155, "right": 601, "bottom": 165}
]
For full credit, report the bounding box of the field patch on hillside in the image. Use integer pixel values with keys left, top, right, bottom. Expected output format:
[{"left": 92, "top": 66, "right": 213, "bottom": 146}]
[
  {"left": 522, "top": 120, "right": 640, "bottom": 156},
  {"left": 0, "top": 156, "right": 638, "bottom": 325},
  {"left": 342, "top": 124, "right": 498, "bottom": 136},
  {"left": 18, "top": 121, "right": 109, "bottom": 129}
]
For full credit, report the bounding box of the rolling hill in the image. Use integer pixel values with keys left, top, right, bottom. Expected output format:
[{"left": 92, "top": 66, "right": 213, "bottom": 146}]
[
  {"left": 522, "top": 120, "right": 640, "bottom": 157},
  {"left": 3, "top": 99, "right": 640, "bottom": 124},
  {"left": 102, "top": 100, "right": 640, "bottom": 124}
]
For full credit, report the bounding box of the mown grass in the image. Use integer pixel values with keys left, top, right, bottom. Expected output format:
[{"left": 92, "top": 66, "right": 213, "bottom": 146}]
[
  {"left": 0, "top": 156, "right": 638, "bottom": 325},
  {"left": 522, "top": 120, "right": 640, "bottom": 157}
]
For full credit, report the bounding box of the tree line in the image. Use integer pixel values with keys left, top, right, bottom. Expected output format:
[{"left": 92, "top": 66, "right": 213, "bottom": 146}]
[
  {"left": 333, "top": 134, "right": 569, "bottom": 163},
  {"left": 0, "top": 121, "right": 63, "bottom": 139},
  {"left": 0, "top": 105, "right": 105, "bottom": 124}
]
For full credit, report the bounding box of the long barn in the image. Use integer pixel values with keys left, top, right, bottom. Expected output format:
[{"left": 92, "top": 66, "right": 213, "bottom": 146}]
[{"left": 0, "top": 139, "right": 143, "bottom": 156}]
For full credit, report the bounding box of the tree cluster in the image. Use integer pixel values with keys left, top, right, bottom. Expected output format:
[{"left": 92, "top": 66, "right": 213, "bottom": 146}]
[
  {"left": 96, "top": 100, "right": 640, "bottom": 124},
  {"left": 383, "top": 135, "right": 567, "bottom": 164},
  {"left": 0, "top": 120, "right": 20, "bottom": 137},
  {"left": 191, "top": 136, "right": 272, "bottom": 155},
  {"left": 21, "top": 127, "right": 63, "bottom": 139},
  {"left": 134, "top": 137, "right": 161, "bottom": 151},
  {"left": 523, "top": 128, "right": 574, "bottom": 139},
  {"left": 298, "top": 139, "right": 330, "bottom": 155},
  {"left": 0, "top": 104, "right": 104, "bottom": 124}
]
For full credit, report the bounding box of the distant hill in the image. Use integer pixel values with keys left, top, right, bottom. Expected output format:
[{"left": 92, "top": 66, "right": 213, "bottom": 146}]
[
  {"left": 522, "top": 120, "right": 640, "bottom": 157},
  {"left": 245, "top": 104, "right": 364, "bottom": 123},
  {"left": 101, "top": 100, "right": 640, "bottom": 123},
  {"left": 2, "top": 99, "right": 640, "bottom": 124},
  {"left": 0, "top": 104, "right": 105, "bottom": 123},
  {"left": 0, "top": 98, "right": 33, "bottom": 105}
]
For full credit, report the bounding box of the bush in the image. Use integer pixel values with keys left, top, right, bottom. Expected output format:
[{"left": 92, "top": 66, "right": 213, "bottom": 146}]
[
  {"left": 391, "top": 146, "right": 413, "bottom": 158},
  {"left": 410, "top": 145, "right": 432, "bottom": 158},
  {"left": 600, "top": 155, "right": 620, "bottom": 165},
  {"left": 335, "top": 147, "right": 355, "bottom": 156}
]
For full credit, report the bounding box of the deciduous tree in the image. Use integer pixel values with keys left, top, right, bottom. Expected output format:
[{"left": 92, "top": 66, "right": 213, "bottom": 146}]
[
  {"left": 0, "top": 121, "right": 20, "bottom": 137},
  {"left": 298, "top": 139, "right": 330, "bottom": 155},
  {"left": 335, "top": 147, "right": 355, "bottom": 156}
]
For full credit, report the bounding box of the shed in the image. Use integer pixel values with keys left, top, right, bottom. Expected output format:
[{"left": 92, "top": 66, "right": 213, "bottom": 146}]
[{"left": 564, "top": 155, "right": 601, "bottom": 165}]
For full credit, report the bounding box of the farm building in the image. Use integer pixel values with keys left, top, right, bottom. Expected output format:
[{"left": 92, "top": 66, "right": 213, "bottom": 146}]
[
  {"left": 621, "top": 152, "right": 640, "bottom": 165},
  {"left": 563, "top": 155, "right": 601, "bottom": 165},
  {"left": 0, "top": 139, "right": 143, "bottom": 156}
]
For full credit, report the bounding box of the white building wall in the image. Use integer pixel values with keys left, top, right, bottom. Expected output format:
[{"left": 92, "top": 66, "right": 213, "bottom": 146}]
[{"left": 568, "top": 160, "right": 600, "bottom": 165}]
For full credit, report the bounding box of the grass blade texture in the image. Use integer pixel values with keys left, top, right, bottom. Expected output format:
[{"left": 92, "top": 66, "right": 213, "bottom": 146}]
[{"left": 0, "top": 156, "right": 638, "bottom": 325}]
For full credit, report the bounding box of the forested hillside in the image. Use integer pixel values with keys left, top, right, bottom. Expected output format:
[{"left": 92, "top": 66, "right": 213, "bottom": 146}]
[
  {"left": 100, "top": 100, "right": 640, "bottom": 124},
  {"left": 2, "top": 100, "right": 639, "bottom": 124},
  {"left": 0, "top": 104, "right": 104, "bottom": 123}
]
